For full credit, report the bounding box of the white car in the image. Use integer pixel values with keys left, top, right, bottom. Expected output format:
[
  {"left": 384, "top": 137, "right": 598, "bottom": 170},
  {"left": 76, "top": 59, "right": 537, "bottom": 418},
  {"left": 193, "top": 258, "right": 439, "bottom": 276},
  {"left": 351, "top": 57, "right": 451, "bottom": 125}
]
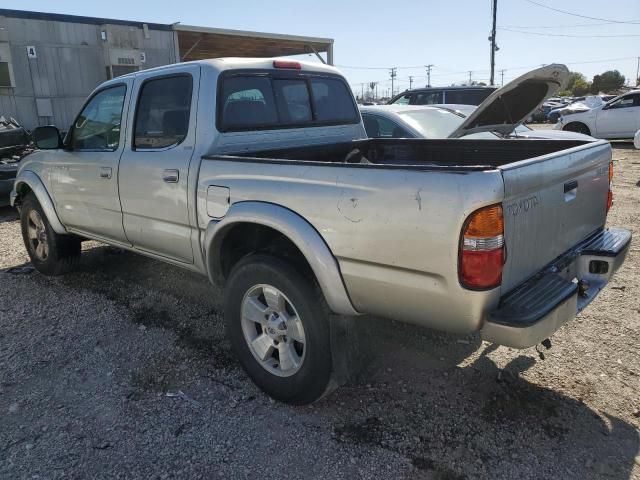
[
  {"left": 360, "top": 104, "right": 593, "bottom": 140},
  {"left": 555, "top": 90, "right": 640, "bottom": 139},
  {"left": 635, "top": 129, "right": 640, "bottom": 149}
]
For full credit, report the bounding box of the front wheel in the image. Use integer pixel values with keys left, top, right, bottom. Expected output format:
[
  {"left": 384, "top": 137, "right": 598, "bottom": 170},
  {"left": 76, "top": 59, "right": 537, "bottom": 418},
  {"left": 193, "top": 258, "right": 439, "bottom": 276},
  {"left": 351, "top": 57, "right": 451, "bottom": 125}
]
[
  {"left": 224, "top": 254, "right": 332, "bottom": 404},
  {"left": 20, "top": 193, "right": 81, "bottom": 276}
]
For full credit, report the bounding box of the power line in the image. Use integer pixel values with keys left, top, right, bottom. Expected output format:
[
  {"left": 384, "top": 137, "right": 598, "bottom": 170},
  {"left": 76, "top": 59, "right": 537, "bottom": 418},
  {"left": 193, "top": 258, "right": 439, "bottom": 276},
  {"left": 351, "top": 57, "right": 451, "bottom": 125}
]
[
  {"left": 499, "top": 27, "right": 640, "bottom": 38},
  {"left": 521, "top": 0, "right": 640, "bottom": 25},
  {"left": 499, "top": 22, "right": 622, "bottom": 29}
]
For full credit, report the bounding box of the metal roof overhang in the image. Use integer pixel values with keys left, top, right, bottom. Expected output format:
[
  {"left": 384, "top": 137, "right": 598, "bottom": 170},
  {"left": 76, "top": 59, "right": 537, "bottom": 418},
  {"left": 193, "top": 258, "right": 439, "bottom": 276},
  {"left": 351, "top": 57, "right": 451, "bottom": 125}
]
[{"left": 174, "top": 24, "right": 334, "bottom": 65}]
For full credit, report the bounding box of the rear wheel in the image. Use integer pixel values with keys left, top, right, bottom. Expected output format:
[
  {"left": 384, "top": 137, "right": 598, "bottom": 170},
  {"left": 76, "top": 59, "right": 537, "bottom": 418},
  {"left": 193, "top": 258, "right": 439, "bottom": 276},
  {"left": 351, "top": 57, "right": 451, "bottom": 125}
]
[
  {"left": 20, "top": 193, "right": 81, "bottom": 275},
  {"left": 563, "top": 122, "right": 590, "bottom": 135},
  {"left": 224, "top": 254, "right": 332, "bottom": 404}
]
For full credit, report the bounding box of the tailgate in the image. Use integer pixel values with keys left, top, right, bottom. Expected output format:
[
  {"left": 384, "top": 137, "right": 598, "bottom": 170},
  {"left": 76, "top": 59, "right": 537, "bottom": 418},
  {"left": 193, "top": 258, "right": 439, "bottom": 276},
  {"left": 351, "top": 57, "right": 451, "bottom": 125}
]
[{"left": 500, "top": 141, "right": 611, "bottom": 292}]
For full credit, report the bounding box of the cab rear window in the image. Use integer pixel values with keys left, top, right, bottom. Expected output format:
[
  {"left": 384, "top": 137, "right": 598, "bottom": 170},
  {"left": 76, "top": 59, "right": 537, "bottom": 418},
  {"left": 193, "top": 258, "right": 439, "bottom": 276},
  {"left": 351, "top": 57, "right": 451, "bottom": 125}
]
[{"left": 218, "top": 73, "right": 358, "bottom": 131}]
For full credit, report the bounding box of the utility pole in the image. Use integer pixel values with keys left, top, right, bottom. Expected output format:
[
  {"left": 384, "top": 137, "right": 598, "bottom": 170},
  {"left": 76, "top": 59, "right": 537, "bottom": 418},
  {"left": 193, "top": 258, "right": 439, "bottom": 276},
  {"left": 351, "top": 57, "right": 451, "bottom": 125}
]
[
  {"left": 489, "top": 0, "right": 498, "bottom": 85},
  {"left": 389, "top": 67, "right": 397, "bottom": 97},
  {"left": 425, "top": 64, "right": 433, "bottom": 87},
  {"left": 409, "top": 76, "right": 414, "bottom": 89},
  {"left": 500, "top": 69, "right": 505, "bottom": 86},
  {"left": 636, "top": 57, "right": 639, "bottom": 86},
  {"left": 468, "top": 71, "right": 473, "bottom": 84}
]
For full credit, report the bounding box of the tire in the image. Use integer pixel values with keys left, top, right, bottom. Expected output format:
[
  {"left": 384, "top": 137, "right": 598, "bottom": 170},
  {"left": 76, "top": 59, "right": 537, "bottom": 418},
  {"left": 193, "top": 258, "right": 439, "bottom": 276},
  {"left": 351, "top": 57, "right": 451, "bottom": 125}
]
[
  {"left": 20, "top": 192, "right": 81, "bottom": 276},
  {"left": 563, "top": 122, "right": 591, "bottom": 136},
  {"left": 224, "top": 254, "right": 332, "bottom": 404}
]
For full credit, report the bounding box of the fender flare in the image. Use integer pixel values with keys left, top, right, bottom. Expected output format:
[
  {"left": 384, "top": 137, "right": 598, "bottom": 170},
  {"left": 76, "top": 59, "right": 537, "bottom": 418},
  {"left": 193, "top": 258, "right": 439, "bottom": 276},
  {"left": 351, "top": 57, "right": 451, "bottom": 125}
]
[
  {"left": 12, "top": 170, "right": 67, "bottom": 234},
  {"left": 204, "top": 201, "right": 359, "bottom": 317}
]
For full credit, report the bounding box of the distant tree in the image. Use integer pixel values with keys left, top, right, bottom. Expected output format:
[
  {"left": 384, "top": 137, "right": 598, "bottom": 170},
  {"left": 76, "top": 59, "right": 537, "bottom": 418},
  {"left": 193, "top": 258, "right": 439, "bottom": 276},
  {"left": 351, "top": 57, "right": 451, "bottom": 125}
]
[
  {"left": 590, "top": 70, "right": 626, "bottom": 94},
  {"left": 564, "top": 72, "right": 591, "bottom": 96}
]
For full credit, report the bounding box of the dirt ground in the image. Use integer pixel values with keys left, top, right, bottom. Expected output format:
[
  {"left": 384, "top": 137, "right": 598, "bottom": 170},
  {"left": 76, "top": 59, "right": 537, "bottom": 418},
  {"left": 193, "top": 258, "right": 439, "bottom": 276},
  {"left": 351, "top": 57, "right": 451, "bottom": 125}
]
[{"left": 1, "top": 138, "right": 639, "bottom": 479}]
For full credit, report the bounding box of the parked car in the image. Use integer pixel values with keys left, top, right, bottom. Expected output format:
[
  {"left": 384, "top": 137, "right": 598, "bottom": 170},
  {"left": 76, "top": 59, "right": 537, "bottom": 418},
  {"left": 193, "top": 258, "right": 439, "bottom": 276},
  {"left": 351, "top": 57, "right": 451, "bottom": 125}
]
[
  {"left": 388, "top": 86, "right": 497, "bottom": 106},
  {"left": 12, "top": 60, "right": 630, "bottom": 404},
  {"left": 555, "top": 90, "right": 640, "bottom": 138},
  {"left": 0, "top": 117, "right": 31, "bottom": 206},
  {"left": 635, "top": 129, "right": 640, "bottom": 149},
  {"left": 360, "top": 104, "right": 593, "bottom": 141}
]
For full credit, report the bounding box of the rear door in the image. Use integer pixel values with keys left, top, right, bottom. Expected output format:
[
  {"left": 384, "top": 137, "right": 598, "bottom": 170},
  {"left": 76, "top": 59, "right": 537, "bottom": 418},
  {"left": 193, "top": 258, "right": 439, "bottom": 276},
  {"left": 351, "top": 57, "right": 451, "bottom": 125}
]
[
  {"left": 499, "top": 142, "right": 611, "bottom": 292},
  {"left": 118, "top": 65, "right": 200, "bottom": 263}
]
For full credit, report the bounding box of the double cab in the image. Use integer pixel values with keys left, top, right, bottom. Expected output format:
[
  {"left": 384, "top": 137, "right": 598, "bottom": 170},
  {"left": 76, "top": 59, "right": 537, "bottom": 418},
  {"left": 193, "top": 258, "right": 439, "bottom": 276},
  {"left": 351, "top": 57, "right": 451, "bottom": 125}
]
[{"left": 12, "top": 59, "right": 631, "bottom": 404}]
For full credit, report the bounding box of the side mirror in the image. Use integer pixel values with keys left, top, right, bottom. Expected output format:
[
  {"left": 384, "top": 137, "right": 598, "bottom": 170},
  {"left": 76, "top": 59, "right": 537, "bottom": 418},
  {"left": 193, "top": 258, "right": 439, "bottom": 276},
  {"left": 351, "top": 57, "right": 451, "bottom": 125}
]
[{"left": 32, "top": 126, "right": 62, "bottom": 149}]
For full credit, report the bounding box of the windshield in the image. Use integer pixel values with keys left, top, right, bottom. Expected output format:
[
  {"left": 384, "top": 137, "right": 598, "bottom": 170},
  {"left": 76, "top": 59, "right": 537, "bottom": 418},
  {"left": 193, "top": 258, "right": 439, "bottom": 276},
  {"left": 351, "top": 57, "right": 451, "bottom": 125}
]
[{"left": 398, "top": 109, "right": 495, "bottom": 139}]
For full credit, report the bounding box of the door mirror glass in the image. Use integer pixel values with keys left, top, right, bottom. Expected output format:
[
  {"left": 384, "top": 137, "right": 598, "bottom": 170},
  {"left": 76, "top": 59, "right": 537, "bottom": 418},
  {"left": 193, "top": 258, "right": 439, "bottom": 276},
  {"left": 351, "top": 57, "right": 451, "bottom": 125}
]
[{"left": 32, "top": 126, "right": 61, "bottom": 149}]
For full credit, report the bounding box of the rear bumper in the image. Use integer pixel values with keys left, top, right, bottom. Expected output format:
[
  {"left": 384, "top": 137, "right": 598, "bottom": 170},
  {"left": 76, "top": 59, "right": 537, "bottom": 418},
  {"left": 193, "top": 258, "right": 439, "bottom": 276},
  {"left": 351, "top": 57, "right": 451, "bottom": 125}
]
[{"left": 481, "top": 227, "right": 631, "bottom": 348}]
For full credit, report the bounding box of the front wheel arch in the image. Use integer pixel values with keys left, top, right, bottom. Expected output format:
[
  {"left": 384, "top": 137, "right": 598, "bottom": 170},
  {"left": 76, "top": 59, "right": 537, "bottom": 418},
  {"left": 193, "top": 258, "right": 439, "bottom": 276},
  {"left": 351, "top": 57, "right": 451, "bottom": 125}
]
[{"left": 562, "top": 122, "right": 591, "bottom": 136}]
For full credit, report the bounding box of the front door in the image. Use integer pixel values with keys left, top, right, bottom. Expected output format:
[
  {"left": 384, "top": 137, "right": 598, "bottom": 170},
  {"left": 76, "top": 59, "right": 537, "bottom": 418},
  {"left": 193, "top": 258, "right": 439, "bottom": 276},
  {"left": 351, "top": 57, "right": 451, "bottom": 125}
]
[
  {"left": 596, "top": 93, "right": 640, "bottom": 138},
  {"left": 52, "top": 82, "right": 132, "bottom": 244},
  {"left": 118, "top": 66, "right": 199, "bottom": 264}
]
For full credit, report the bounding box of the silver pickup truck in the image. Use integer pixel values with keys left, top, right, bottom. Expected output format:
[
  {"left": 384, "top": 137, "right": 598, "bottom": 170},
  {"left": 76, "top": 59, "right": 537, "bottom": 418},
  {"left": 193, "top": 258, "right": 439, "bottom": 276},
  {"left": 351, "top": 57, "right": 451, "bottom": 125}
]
[{"left": 12, "top": 59, "right": 631, "bottom": 404}]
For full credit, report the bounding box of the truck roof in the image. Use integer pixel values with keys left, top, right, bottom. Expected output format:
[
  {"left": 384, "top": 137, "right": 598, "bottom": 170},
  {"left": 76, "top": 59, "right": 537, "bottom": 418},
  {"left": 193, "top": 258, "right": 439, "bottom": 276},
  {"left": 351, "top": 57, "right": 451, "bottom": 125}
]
[{"left": 103, "top": 57, "right": 341, "bottom": 85}]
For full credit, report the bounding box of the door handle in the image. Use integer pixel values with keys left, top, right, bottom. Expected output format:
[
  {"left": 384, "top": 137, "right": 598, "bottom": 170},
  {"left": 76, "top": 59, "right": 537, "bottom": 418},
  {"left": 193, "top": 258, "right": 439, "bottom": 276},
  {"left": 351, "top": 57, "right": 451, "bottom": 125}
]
[
  {"left": 100, "top": 167, "right": 112, "bottom": 179},
  {"left": 162, "top": 169, "right": 179, "bottom": 183}
]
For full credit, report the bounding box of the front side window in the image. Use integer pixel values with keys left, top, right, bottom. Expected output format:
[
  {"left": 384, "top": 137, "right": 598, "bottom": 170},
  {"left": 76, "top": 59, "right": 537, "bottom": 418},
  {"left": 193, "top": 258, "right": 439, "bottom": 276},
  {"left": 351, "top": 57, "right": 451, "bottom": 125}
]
[
  {"left": 391, "top": 94, "right": 411, "bottom": 105},
  {"left": 218, "top": 73, "right": 358, "bottom": 131},
  {"left": 71, "top": 85, "right": 126, "bottom": 150},
  {"left": 134, "top": 75, "right": 192, "bottom": 149},
  {"left": 608, "top": 94, "right": 639, "bottom": 109}
]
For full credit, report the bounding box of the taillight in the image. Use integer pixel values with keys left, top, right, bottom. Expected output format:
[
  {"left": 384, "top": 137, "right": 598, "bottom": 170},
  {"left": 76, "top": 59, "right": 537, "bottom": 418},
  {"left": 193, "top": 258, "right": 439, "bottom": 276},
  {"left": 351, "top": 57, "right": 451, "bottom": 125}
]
[
  {"left": 607, "top": 160, "right": 614, "bottom": 213},
  {"left": 459, "top": 204, "right": 504, "bottom": 290},
  {"left": 273, "top": 60, "right": 301, "bottom": 69}
]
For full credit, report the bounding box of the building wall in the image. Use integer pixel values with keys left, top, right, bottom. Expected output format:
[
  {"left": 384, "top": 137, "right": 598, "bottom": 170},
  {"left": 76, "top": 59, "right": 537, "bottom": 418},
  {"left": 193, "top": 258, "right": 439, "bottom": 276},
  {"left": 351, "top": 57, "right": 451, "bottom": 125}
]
[{"left": 0, "top": 14, "right": 176, "bottom": 130}]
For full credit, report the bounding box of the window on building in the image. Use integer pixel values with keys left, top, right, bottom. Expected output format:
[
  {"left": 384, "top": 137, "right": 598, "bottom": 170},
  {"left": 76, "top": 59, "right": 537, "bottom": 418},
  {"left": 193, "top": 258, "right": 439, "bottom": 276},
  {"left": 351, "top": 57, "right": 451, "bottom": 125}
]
[
  {"left": 134, "top": 75, "right": 193, "bottom": 149},
  {"left": 71, "top": 85, "right": 126, "bottom": 150},
  {"left": 0, "top": 62, "right": 12, "bottom": 87}
]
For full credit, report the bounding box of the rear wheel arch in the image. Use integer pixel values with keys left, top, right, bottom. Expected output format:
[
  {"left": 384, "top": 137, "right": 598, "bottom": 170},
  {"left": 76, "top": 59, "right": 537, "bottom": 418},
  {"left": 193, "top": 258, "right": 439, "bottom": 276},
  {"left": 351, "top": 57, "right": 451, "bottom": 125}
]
[{"left": 204, "top": 202, "right": 358, "bottom": 316}]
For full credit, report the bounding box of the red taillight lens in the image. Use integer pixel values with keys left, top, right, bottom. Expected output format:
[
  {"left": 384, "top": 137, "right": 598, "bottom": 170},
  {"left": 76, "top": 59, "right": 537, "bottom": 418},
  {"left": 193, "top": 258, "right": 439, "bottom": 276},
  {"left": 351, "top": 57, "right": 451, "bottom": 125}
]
[
  {"left": 459, "top": 204, "right": 504, "bottom": 290},
  {"left": 273, "top": 60, "right": 301, "bottom": 69}
]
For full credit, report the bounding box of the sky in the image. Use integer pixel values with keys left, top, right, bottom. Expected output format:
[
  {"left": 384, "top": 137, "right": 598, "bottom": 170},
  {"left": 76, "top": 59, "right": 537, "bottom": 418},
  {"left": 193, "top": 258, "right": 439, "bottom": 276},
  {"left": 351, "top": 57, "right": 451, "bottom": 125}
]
[{"left": 4, "top": 0, "right": 640, "bottom": 96}]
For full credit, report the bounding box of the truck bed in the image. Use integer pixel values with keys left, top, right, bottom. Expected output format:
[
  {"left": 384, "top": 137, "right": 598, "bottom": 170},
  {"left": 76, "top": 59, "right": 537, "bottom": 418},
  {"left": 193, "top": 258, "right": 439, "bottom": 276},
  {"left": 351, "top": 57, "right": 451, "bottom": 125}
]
[{"left": 206, "top": 138, "right": 593, "bottom": 170}]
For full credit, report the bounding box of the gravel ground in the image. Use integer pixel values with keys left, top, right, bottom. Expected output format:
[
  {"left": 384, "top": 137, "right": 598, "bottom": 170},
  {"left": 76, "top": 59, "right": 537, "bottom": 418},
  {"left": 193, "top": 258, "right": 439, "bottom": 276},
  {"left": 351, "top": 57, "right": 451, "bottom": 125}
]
[{"left": 1, "top": 140, "right": 639, "bottom": 479}]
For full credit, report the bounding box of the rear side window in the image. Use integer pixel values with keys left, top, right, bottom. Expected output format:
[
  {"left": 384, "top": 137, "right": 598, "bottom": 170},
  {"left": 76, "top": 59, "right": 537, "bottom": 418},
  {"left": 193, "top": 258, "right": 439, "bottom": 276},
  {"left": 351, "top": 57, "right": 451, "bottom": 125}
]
[
  {"left": 445, "top": 89, "right": 494, "bottom": 106},
  {"left": 412, "top": 91, "right": 444, "bottom": 105},
  {"left": 218, "top": 73, "right": 358, "bottom": 131},
  {"left": 134, "top": 75, "right": 192, "bottom": 149}
]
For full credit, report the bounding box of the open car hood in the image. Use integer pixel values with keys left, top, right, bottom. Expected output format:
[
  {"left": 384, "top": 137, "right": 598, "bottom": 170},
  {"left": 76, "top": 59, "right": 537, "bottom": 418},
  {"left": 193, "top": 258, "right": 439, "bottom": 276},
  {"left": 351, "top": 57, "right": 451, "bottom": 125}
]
[{"left": 448, "top": 64, "right": 569, "bottom": 138}]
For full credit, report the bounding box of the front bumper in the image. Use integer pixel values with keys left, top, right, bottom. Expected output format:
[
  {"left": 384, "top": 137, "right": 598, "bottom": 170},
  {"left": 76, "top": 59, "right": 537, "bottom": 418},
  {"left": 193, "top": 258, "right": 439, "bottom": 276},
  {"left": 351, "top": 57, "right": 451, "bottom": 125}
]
[{"left": 481, "top": 228, "right": 631, "bottom": 348}]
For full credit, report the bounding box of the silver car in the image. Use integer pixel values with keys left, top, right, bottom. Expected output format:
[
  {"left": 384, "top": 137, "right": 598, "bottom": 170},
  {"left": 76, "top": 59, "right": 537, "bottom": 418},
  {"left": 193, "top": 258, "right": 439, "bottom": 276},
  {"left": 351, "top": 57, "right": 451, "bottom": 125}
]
[{"left": 360, "top": 104, "right": 593, "bottom": 141}]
